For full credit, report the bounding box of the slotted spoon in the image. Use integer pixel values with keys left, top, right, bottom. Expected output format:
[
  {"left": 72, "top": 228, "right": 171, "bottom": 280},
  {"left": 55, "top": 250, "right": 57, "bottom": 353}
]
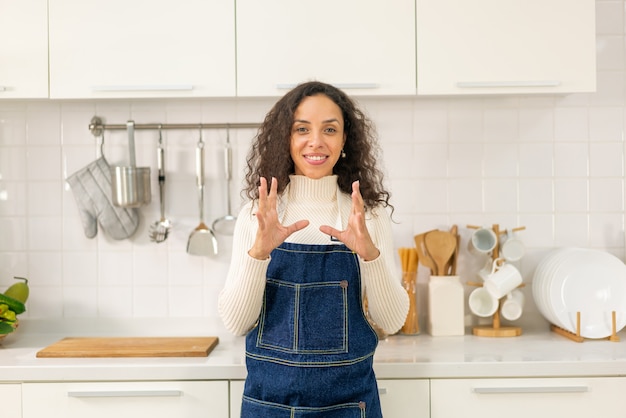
[{"left": 149, "top": 128, "right": 171, "bottom": 243}]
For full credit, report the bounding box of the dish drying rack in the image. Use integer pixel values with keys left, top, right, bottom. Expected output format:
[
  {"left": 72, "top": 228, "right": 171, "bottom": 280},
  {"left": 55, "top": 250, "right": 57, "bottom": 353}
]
[
  {"left": 551, "top": 312, "right": 620, "bottom": 343},
  {"left": 467, "top": 223, "right": 525, "bottom": 338}
]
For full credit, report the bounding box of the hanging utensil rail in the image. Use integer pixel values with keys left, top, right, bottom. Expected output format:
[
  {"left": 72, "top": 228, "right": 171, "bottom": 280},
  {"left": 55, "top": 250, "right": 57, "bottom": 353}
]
[{"left": 89, "top": 116, "right": 260, "bottom": 137}]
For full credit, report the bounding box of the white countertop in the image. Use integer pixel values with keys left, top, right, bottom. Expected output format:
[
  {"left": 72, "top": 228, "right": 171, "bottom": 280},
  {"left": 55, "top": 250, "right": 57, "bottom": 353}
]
[{"left": 1, "top": 318, "right": 626, "bottom": 382}]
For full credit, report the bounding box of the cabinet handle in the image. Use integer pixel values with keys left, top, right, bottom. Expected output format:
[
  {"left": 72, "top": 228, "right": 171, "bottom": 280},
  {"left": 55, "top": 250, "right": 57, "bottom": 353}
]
[
  {"left": 91, "top": 85, "right": 194, "bottom": 92},
  {"left": 456, "top": 81, "right": 561, "bottom": 88},
  {"left": 68, "top": 390, "right": 183, "bottom": 398},
  {"left": 0, "top": 86, "right": 7, "bottom": 92},
  {"left": 276, "top": 83, "right": 379, "bottom": 90},
  {"left": 473, "top": 386, "right": 589, "bottom": 394},
  {"left": 378, "top": 388, "right": 387, "bottom": 395}
]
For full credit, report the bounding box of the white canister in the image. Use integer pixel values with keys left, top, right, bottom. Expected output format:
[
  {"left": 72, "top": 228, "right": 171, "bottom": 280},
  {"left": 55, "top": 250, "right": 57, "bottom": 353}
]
[{"left": 428, "top": 275, "right": 464, "bottom": 336}]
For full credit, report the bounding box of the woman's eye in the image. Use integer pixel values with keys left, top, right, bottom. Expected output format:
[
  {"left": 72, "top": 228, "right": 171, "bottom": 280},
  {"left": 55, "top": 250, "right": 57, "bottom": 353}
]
[
  {"left": 294, "top": 126, "right": 308, "bottom": 133},
  {"left": 324, "top": 127, "right": 337, "bottom": 134}
]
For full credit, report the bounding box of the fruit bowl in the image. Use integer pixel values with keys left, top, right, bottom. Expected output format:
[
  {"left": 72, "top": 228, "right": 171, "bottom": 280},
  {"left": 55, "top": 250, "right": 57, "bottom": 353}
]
[{"left": 0, "top": 319, "right": 18, "bottom": 344}]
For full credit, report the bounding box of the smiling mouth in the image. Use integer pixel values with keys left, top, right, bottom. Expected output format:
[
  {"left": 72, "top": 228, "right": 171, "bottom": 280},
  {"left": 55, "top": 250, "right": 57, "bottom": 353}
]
[{"left": 304, "top": 155, "right": 328, "bottom": 162}]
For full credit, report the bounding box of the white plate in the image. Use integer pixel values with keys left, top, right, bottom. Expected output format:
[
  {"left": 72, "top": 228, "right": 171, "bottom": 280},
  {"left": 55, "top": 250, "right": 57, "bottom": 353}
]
[
  {"left": 549, "top": 249, "right": 626, "bottom": 339},
  {"left": 532, "top": 248, "right": 573, "bottom": 328}
]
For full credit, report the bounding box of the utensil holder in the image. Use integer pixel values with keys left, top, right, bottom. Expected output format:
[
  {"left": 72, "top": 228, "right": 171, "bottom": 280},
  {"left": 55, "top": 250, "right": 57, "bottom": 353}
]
[
  {"left": 428, "top": 275, "right": 464, "bottom": 336},
  {"left": 400, "top": 271, "right": 419, "bottom": 335},
  {"left": 111, "top": 166, "right": 151, "bottom": 208}
]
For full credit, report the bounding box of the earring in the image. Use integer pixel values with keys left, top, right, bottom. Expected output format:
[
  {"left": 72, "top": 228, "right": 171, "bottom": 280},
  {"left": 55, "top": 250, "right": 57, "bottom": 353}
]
[{"left": 341, "top": 149, "right": 346, "bottom": 158}]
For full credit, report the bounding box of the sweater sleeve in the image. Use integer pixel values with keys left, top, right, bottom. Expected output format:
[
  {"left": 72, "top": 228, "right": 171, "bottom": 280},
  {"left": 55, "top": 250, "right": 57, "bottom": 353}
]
[
  {"left": 217, "top": 203, "right": 269, "bottom": 336},
  {"left": 360, "top": 206, "right": 410, "bottom": 335}
]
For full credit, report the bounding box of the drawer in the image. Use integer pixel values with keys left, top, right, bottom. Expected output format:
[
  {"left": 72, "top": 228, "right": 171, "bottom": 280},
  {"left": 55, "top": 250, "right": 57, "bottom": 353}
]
[
  {"left": 431, "top": 377, "right": 626, "bottom": 418},
  {"left": 22, "top": 381, "right": 228, "bottom": 418}
]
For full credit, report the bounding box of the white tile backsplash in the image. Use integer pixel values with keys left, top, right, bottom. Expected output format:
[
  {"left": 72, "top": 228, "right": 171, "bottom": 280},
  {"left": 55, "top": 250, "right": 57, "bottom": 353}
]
[{"left": 0, "top": 2, "right": 625, "bottom": 329}]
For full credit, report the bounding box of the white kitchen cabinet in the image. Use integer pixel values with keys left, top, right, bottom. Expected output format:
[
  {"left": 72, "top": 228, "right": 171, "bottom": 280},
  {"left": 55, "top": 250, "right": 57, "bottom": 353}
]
[
  {"left": 378, "top": 379, "right": 430, "bottom": 418},
  {"left": 22, "top": 381, "right": 229, "bottom": 418},
  {"left": 230, "top": 380, "right": 244, "bottom": 418},
  {"left": 416, "top": 0, "right": 596, "bottom": 95},
  {"left": 0, "top": 0, "right": 49, "bottom": 98},
  {"left": 431, "top": 377, "right": 626, "bottom": 418},
  {"left": 229, "top": 379, "right": 429, "bottom": 418},
  {"left": 236, "top": 0, "right": 416, "bottom": 97},
  {"left": 48, "top": 0, "right": 235, "bottom": 99},
  {"left": 0, "top": 383, "right": 22, "bottom": 418}
]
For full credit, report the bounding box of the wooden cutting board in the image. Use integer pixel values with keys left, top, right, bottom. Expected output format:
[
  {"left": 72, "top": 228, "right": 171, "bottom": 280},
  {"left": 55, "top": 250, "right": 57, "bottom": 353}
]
[{"left": 36, "top": 337, "right": 219, "bottom": 358}]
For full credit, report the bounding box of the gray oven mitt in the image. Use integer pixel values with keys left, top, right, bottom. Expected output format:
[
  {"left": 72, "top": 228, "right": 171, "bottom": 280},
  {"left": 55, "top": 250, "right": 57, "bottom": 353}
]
[{"left": 66, "top": 157, "right": 140, "bottom": 240}]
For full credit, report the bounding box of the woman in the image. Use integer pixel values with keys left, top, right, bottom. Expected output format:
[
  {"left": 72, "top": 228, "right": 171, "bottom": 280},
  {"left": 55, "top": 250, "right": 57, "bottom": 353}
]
[{"left": 218, "top": 81, "right": 409, "bottom": 417}]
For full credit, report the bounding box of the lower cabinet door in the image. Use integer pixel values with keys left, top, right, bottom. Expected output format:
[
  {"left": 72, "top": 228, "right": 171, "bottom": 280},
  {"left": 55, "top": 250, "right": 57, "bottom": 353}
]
[
  {"left": 0, "top": 383, "right": 22, "bottom": 418},
  {"left": 378, "top": 379, "right": 430, "bottom": 418},
  {"left": 22, "top": 381, "right": 228, "bottom": 418},
  {"left": 431, "top": 377, "right": 626, "bottom": 418},
  {"left": 229, "top": 379, "right": 430, "bottom": 418},
  {"left": 230, "top": 380, "right": 244, "bottom": 418}
]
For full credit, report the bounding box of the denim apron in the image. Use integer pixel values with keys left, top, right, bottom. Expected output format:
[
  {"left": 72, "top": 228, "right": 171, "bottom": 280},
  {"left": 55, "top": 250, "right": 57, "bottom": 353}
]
[{"left": 241, "top": 241, "right": 382, "bottom": 417}]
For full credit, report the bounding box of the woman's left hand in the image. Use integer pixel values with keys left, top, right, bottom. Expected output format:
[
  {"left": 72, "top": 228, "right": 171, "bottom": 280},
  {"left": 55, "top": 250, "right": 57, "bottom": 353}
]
[{"left": 320, "top": 180, "right": 380, "bottom": 261}]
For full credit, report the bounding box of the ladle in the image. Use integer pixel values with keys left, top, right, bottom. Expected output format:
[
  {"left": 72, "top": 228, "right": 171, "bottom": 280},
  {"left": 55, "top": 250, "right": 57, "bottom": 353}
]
[
  {"left": 212, "top": 127, "right": 237, "bottom": 235},
  {"left": 424, "top": 230, "right": 457, "bottom": 276}
]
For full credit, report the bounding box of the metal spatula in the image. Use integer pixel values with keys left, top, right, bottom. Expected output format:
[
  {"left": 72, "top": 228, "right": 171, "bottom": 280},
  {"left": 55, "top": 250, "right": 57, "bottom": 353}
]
[{"left": 186, "top": 132, "right": 218, "bottom": 256}]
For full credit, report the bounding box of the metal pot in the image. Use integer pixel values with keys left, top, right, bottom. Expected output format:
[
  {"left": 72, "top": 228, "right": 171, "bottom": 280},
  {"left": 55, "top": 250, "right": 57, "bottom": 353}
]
[
  {"left": 112, "top": 121, "right": 151, "bottom": 208},
  {"left": 111, "top": 165, "right": 151, "bottom": 208}
]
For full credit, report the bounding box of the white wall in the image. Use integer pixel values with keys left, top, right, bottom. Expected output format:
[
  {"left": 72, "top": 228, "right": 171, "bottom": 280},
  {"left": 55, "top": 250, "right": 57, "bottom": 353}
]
[{"left": 0, "top": 0, "right": 624, "bottom": 331}]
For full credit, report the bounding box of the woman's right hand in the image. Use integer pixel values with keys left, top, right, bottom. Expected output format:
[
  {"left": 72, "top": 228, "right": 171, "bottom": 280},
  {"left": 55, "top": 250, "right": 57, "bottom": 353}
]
[{"left": 247, "top": 177, "right": 309, "bottom": 260}]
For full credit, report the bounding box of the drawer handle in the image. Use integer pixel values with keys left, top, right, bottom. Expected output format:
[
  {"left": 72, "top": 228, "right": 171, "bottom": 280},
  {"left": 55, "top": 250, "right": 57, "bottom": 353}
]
[
  {"left": 473, "top": 386, "right": 589, "bottom": 394},
  {"left": 0, "top": 86, "right": 7, "bottom": 92},
  {"left": 276, "top": 83, "right": 379, "bottom": 90},
  {"left": 378, "top": 388, "right": 387, "bottom": 395},
  {"left": 68, "top": 390, "right": 183, "bottom": 398},
  {"left": 456, "top": 81, "right": 561, "bottom": 88},
  {"left": 91, "top": 85, "right": 194, "bottom": 92}
]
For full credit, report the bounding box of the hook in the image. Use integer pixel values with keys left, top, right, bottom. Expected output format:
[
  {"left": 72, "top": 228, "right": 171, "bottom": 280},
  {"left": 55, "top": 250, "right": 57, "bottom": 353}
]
[
  {"left": 97, "top": 131, "right": 105, "bottom": 160},
  {"left": 198, "top": 124, "right": 204, "bottom": 148}
]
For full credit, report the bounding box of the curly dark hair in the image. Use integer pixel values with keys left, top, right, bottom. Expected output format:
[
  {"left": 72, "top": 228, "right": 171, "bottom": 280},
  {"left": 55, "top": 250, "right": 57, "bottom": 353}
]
[{"left": 243, "top": 81, "right": 392, "bottom": 211}]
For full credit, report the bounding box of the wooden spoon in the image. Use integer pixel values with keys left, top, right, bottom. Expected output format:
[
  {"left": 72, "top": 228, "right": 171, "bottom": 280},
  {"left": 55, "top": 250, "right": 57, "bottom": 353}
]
[
  {"left": 424, "top": 230, "right": 457, "bottom": 276},
  {"left": 414, "top": 231, "right": 437, "bottom": 274}
]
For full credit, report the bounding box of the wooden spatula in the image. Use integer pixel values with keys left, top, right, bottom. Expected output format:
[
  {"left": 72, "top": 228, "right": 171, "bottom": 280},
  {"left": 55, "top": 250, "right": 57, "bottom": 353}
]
[
  {"left": 424, "top": 230, "right": 457, "bottom": 276},
  {"left": 414, "top": 230, "right": 436, "bottom": 274}
]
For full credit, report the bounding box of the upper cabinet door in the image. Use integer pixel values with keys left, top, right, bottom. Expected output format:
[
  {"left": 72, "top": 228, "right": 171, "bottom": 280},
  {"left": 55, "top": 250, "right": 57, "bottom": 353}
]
[
  {"left": 236, "top": 0, "right": 416, "bottom": 97},
  {"left": 416, "top": 0, "right": 596, "bottom": 95},
  {"left": 0, "top": 0, "right": 48, "bottom": 98},
  {"left": 48, "top": 0, "right": 235, "bottom": 99}
]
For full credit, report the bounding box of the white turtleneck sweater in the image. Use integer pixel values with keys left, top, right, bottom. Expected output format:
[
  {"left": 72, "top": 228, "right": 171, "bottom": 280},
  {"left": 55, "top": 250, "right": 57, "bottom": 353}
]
[{"left": 218, "top": 175, "right": 409, "bottom": 336}]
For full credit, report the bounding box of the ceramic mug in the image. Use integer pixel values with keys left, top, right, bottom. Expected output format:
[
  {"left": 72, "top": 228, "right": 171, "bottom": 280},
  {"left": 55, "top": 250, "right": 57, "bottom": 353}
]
[
  {"left": 468, "top": 227, "right": 498, "bottom": 255},
  {"left": 478, "top": 257, "right": 504, "bottom": 281},
  {"left": 500, "top": 231, "right": 525, "bottom": 262},
  {"left": 500, "top": 289, "right": 525, "bottom": 321},
  {"left": 469, "top": 287, "right": 499, "bottom": 317},
  {"left": 483, "top": 260, "right": 523, "bottom": 299}
]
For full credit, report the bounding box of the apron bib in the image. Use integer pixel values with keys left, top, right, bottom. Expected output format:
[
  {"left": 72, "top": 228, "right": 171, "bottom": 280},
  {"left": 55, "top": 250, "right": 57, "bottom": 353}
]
[{"left": 242, "top": 242, "right": 381, "bottom": 418}]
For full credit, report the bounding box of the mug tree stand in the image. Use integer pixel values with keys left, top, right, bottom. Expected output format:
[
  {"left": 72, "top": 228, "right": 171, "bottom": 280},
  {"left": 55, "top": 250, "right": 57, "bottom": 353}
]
[
  {"left": 467, "top": 223, "right": 525, "bottom": 338},
  {"left": 467, "top": 281, "right": 524, "bottom": 337}
]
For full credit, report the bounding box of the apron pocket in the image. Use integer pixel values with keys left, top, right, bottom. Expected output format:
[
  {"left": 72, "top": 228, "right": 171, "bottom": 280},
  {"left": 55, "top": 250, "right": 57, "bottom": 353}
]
[
  {"left": 242, "top": 396, "right": 365, "bottom": 418},
  {"left": 258, "top": 279, "right": 348, "bottom": 354}
]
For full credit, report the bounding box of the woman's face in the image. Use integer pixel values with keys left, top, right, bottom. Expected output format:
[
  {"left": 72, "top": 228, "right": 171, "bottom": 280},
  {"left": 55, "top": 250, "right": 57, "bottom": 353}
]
[{"left": 290, "top": 94, "right": 346, "bottom": 179}]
